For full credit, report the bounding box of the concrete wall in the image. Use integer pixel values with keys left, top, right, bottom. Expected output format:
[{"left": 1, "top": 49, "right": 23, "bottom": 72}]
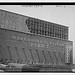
[
  {"left": 0, "top": 28, "right": 73, "bottom": 65},
  {"left": 0, "top": 9, "right": 30, "bottom": 33}
]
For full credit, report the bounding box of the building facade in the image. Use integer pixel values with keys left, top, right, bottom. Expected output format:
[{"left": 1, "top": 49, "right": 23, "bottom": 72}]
[{"left": 0, "top": 9, "right": 73, "bottom": 72}]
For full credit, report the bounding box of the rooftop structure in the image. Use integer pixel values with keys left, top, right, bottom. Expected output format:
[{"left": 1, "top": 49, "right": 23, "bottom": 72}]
[{"left": 0, "top": 9, "right": 68, "bottom": 40}]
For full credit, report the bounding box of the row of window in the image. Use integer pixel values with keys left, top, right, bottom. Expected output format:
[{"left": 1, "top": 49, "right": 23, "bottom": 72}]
[
  {"left": 30, "top": 30, "right": 68, "bottom": 39},
  {"left": 28, "top": 27, "right": 68, "bottom": 35},
  {"left": 26, "top": 18, "right": 68, "bottom": 31},
  {"left": 26, "top": 18, "right": 68, "bottom": 39},
  {"left": 27, "top": 23, "right": 68, "bottom": 32}
]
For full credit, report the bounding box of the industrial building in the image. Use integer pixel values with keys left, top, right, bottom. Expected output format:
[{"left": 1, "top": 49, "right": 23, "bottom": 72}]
[{"left": 0, "top": 9, "right": 73, "bottom": 72}]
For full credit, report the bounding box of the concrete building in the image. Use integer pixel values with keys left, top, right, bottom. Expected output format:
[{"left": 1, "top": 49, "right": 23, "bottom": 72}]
[{"left": 0, "top": 9, "right": 73, "bottom": 72}]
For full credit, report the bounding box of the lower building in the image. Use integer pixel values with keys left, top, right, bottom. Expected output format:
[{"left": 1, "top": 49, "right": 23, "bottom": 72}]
[{"left": 0, "top": 28, "right": 73, "bottom": 72}]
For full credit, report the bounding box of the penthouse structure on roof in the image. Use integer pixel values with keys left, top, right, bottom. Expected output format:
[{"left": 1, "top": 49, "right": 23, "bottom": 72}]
[{"left": 0, "top": 9, "right": 68, "bottom": 40}]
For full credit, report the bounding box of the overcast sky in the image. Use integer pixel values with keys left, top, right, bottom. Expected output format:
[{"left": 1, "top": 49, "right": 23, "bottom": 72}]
[{"left": 0, "top": 5, "right": 75, "bottom": 64}]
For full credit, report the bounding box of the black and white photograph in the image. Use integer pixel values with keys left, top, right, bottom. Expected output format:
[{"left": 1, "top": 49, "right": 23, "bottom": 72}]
[{"left": 0, "top": 4, "right": 75, "bottom": 72}]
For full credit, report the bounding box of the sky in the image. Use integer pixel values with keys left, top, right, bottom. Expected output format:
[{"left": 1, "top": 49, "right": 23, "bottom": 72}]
[{"left": 0, "top": 5, "right": 75, "bottom": 64}]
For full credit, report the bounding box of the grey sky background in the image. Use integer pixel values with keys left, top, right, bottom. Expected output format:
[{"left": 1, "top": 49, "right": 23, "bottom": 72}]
[{"left": 0, "top": 5, "right": 75, "bottom": 64}]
